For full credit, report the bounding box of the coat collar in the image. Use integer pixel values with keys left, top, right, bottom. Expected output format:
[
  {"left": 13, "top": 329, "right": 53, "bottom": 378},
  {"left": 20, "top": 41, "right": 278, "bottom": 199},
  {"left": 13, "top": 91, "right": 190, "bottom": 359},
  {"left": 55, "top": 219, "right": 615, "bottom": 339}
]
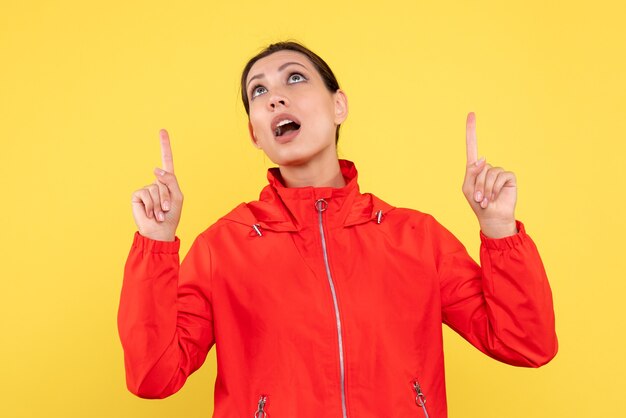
[{"left": 223, "top": 160, "right": 394, "bottom": 232}]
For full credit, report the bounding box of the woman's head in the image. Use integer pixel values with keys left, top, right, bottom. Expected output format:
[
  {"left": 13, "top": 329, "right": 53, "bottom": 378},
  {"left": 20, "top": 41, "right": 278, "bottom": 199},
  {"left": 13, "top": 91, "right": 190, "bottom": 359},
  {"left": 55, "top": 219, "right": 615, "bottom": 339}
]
[{"left": 241, "top": 42, "right": 344, "bottom": 145}]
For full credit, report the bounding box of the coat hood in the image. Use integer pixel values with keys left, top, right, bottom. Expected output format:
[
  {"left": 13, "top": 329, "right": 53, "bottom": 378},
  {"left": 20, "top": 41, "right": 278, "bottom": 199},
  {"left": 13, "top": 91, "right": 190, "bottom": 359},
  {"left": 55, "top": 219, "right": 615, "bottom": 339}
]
[{"left": 222, "top": 160, "right": 395, "bottom": 233}]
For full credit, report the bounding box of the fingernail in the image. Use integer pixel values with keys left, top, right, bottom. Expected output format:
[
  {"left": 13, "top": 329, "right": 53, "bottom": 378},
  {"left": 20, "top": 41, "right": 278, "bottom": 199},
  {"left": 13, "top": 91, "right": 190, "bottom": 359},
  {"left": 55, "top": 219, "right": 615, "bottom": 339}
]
[
  {"left": 163, "top": 201, "right": 170, "bottom": 211},
  {"left": 481, "top": 198, "right": 489, "bottom": 208},
  {"left": 157, "top": 212, "right": 165, "bottom": 221},
  {"left": 475, "top": 191, "right": 483, "bottom": 202},
  {"left": 474, "top": 157, "right": 485, "bottom": 166},
  {"left": 155, "top": 168, "right": 165, "bottom": 176}
]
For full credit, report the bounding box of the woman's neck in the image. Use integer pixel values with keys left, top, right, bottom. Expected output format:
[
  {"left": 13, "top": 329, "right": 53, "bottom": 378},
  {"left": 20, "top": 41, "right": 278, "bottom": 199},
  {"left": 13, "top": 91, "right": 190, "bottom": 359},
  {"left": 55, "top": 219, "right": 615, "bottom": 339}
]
[{"left": 279, "top": 157, "right": 346, "bottom": 188}]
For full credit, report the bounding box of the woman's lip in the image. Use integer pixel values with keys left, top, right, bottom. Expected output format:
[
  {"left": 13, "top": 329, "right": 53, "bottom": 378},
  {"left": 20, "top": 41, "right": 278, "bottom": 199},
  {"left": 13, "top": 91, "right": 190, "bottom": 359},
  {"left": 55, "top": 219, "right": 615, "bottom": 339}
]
[
  {"left": 274, "top": 127, "right": 300, "bottom": 144},
  {"left": 271, "top": 113, "right": 301, "bottom": 132}
]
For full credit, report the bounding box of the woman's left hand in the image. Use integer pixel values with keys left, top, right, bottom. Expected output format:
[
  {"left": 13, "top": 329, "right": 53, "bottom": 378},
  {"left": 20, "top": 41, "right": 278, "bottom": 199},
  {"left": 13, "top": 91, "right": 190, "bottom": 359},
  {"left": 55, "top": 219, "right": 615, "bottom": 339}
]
[{"left": 462, "top": 112, "right": 518, "bottom": 238}]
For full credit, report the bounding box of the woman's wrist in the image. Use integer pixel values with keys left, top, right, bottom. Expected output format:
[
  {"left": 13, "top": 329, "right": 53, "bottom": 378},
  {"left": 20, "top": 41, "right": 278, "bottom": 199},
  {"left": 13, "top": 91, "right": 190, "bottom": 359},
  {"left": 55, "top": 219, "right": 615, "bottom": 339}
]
[
  {"left": 479, "top": 219, "right": 518, "bottom": 239},
  {"left": 138, "top": 230, "right": 177, "bottom": 242}
]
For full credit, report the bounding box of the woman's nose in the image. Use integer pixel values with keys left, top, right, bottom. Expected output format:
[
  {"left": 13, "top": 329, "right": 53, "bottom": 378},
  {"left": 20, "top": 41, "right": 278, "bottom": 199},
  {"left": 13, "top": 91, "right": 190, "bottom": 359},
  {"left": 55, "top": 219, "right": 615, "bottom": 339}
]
[{"left": 267, "top": 93, "right": 289, "bottom": 110}]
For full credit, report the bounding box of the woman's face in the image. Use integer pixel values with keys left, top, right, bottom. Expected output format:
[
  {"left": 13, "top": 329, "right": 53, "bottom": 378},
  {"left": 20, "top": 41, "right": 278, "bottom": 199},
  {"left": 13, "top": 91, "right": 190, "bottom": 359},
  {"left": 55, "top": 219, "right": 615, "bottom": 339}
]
[{"left": 245, "top": 50, "right": 347, "bottom": 167}]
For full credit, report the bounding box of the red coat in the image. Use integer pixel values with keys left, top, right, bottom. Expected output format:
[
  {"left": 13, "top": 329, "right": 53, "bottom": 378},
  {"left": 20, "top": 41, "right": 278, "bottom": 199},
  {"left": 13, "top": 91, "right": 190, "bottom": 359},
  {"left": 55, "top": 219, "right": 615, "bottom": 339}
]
[{"left": 118, "top": 159, "right": 557, "bottom": 418}]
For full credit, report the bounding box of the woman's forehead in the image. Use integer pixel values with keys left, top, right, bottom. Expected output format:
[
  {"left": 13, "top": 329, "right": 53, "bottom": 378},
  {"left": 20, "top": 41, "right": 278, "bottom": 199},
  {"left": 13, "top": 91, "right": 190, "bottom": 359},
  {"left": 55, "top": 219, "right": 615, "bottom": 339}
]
[{"left": 247, "top": 50, "right": 314, "bottom": 82}]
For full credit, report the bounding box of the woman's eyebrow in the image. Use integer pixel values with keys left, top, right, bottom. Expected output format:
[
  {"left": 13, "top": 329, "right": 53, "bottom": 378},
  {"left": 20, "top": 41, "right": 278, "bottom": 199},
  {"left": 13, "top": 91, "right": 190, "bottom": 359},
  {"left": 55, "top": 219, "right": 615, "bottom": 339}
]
[{"left": 247, "top": 62, "right": 308, "bottom": 88}]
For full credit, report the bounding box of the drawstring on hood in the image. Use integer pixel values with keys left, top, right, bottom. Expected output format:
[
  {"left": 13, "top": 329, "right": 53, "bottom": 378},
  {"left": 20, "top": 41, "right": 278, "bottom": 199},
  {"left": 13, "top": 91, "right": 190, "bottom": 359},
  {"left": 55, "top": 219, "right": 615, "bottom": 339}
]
[{"left": 252, "top": 224, "right": 263, "bottom": 237}]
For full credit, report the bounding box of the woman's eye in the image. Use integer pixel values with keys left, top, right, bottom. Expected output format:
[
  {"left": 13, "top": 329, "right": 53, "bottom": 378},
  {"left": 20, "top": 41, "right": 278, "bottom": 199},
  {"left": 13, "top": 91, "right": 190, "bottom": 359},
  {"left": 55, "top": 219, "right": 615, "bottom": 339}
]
[
  {"left": 251, "top": 86, "right": 267, "bottom": 98},
  {"left": 288, "top": 73, "right": 306, "bottom": 84}
]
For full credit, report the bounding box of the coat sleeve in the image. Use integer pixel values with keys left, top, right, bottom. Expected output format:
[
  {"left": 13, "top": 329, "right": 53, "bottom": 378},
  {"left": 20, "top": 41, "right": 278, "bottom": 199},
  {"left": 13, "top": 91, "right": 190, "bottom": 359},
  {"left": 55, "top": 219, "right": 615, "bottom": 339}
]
[
  {"left": 434, "top": 219, "right": 557, "bottom": 367},
  {"left": 117, "top": 232, "right": 215, "bottom": 398}
]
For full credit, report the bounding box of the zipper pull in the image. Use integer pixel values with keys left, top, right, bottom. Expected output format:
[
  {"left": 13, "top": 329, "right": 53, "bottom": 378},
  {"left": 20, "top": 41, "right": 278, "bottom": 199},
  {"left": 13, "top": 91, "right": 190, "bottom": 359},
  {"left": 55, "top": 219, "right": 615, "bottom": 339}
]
[
  {"left": 315, "top": 198, "right": 328, "bottom": 213},
  {"left": 412, "top": 380, "right": 430, "bottom": 418},
  {"left": 254, "top": 395, "right": 268, "bottom": 418}
]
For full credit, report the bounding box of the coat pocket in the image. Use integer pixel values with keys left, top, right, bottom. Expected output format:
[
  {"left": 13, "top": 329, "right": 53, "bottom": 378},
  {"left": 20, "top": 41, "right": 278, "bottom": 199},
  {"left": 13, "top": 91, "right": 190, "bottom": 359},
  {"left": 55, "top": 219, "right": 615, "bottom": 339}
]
[
  {"left": 254, "top": 394, "right": 269, "bottom": 418},
  {"left": 412, "top": 379, "right": 430, "bottom": 418}
]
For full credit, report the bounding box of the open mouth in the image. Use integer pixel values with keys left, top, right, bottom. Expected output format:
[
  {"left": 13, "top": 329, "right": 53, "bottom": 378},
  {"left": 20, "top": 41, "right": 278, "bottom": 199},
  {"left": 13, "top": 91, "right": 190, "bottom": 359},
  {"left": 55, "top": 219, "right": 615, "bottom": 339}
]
[{"left": 274, "top": 119, "right": 301, "bottom": 137}]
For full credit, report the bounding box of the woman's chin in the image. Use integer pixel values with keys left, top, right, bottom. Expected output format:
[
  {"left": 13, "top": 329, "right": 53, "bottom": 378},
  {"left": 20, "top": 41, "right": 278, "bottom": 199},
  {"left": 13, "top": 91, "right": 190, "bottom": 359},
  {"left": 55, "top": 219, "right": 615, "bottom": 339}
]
[{"left": 272, "top": 148, "right": 337, "bottom": 169}]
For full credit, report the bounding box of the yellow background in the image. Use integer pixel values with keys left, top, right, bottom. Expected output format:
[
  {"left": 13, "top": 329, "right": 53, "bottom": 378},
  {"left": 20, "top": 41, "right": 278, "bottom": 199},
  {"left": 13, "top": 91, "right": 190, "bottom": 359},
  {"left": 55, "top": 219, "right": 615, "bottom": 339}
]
[{"left": 1, "top": 0, "right": 624, "bottom": 416}]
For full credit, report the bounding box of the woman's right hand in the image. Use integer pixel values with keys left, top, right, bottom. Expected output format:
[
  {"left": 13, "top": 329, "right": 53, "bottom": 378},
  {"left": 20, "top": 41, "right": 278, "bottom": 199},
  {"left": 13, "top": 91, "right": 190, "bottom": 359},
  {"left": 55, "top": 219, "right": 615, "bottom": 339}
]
[{"left": 131, "top": 129, "right": 183, "bottom": 242}]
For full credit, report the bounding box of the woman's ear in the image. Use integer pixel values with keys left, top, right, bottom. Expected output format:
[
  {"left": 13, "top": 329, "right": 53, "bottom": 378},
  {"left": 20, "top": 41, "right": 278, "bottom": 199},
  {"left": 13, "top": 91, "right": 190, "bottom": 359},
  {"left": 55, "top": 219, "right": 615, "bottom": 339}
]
[
  {"left": 248, "top": 121, "right": 262, "bottom": 149},
  {"left": 333, "top": 89, "right": 348, "bottom": 125}
]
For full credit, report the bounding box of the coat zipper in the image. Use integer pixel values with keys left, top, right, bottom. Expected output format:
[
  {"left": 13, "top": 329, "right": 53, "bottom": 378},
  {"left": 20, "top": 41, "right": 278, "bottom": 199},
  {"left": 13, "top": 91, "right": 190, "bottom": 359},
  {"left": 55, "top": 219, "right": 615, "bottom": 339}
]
[
  {"left": 316, "top": 198, "right": 348, "bottom": 418},
  {"left": 254, "top": 395, "right": 268, "bottom": 418},
  {"left": 412, "top": 379, "right": 430, "bottom": 418}
]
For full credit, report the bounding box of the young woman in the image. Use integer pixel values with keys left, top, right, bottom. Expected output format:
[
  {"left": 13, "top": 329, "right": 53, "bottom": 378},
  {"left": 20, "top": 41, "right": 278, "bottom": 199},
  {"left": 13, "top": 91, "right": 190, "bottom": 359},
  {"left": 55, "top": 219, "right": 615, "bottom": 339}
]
[{"left": 118, "top": 42, "right": 557, "bottom": 418}]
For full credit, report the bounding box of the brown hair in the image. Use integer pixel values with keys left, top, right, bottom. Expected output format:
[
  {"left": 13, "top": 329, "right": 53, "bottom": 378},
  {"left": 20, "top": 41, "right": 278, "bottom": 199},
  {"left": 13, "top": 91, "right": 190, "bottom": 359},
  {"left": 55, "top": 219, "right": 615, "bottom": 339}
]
[{"left": 241, "top": 41, "right": 342, "bottom": 143}]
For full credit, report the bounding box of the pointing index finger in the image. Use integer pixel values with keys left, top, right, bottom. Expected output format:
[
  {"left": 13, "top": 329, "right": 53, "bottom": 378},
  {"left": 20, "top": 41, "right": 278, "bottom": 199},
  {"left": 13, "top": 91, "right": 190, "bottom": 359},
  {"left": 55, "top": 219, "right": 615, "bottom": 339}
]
[
  {"left": 159, "top": 129, "right": 175, "bottom": 173},
  {"left": 466, "top": 112, "right": 478, "bottom": 164}
]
